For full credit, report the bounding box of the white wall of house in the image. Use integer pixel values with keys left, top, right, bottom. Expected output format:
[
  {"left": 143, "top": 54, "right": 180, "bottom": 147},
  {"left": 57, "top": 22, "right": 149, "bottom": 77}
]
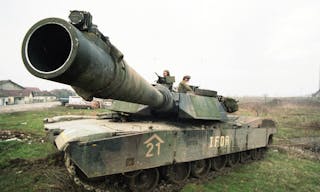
[
  {"left": 14, "top": 97, "right": 24, "bottom": 104},
  {"left": 33, "top": 96, "right": 57, "bottom": 103},
  {"left": 23, "top": 93, "right": 34, "bottom": 104},
  {"left": 8, "top": 97, "right": 15, "bottom": 105},
  {"left": 0, "top": 97, "right": 8, "bottom": 106}
]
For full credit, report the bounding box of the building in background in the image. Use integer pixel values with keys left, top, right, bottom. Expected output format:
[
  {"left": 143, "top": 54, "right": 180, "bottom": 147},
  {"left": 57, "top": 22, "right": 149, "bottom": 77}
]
[
  {"left": 33, "top": 91, "right": 57, "bottom": 103},
  {"left": 0, "top": 80, "right": 57, "bottom": 106},
  {"left": 0, "top": 89, "right": 34, "bottom": 105}
]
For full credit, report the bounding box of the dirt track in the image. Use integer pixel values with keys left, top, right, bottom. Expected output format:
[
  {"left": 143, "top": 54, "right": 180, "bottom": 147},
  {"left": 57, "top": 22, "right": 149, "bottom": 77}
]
[{"left": 0, "top": 102, "right": 60, "bottom": 114}]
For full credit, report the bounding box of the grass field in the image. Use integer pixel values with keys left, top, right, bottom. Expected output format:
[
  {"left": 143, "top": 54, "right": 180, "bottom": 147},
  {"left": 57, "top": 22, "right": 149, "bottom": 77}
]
[
  {"left": 0, "top": 98, "right": 319, "bottom": 192},
  {"left": 182, "top": 151, "right": 320, "bottom": 192},
  {"left": 237, "top": 98, "right": 320, "bottom": 142}
]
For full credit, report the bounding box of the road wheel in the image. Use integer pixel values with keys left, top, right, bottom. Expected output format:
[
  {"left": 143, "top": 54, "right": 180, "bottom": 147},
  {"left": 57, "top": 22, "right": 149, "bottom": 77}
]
[
  {"left": 165, "top": 162, "right": 191, "bottom": 184},
  {"left": 256, "top": 148, "right": 267, "bottom": 160},
  {"left": 211, "top": 155, "right": 227, "bottom": 171},
  {"left": 227, "top": 153, "right": 240, "bottom": 167},
  {"left": 191, "top": 159, "right": 211, "bottom": 178},
  {"left": 129, "top": 168, "right": 159, "bottom": 192},
  {"left": 240, "top": 151, "right": 251, "bottom": 163},
  {"left": 251, "top": 149, "right": 259, "bottom": 160}
]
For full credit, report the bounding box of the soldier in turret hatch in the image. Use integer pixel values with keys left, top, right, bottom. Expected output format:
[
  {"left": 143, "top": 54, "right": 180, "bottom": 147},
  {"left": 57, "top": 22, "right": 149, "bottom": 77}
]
[
  {"left": 157, "top": 70, "right": 170, "bottom": 83},
  {"left": 178, "top": 75, "right": 194, "bottom": 93},
  {"left": 157, "top": 70, "right": 174, "bottom": 90}
]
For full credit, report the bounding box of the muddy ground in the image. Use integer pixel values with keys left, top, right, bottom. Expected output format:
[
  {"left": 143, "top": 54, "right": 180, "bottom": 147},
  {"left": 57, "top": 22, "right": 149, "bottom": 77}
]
[
  {"left": 0, "top": 129, "right": 47, "bottom": 151},
  {"left": 0, "top": 152, "right": 83, "bottom": 192}
]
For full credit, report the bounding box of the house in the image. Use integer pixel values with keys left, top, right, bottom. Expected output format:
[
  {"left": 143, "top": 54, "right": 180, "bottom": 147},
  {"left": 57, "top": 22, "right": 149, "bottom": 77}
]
[
  {"left": 0, "top": 80, "right": 27, "bottom": 105},
  {"left": 0, "top": 89, "right": 34, "bottom": 105},
  {"left": 33, "top": 91, "right": 57, "bottom": 102},
  {"left": 0, "top": 80, "right": 57, "bottom": 106}
]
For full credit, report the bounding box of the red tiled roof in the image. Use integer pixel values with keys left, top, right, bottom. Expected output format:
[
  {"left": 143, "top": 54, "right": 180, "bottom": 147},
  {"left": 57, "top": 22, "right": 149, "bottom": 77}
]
[
  {"left": 24, "top": 87, "right": 41, "bottom": 92},
  {"left": 33, "top": 91, "right": 56, "bottom": 97},
  {"left": 0, "top": 89, "right": 33, "bottom": 97}
]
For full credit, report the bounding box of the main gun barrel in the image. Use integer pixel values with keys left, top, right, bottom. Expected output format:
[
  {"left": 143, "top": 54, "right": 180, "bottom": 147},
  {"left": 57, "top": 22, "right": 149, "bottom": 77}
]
[{"left": 21, "top": 17, "right": 173, "bottom": 111}]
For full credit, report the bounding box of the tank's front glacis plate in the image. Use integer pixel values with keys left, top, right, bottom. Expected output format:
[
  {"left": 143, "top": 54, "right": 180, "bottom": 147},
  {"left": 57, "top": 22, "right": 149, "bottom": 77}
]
[{"left": 45, "top": 118, "right": 180, "bottom": 151}]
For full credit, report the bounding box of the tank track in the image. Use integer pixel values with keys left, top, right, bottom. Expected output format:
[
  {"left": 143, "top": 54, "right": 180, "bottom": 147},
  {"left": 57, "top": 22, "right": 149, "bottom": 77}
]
[{"left": 65, "top": 147, "right": 267, "bottom": 192}]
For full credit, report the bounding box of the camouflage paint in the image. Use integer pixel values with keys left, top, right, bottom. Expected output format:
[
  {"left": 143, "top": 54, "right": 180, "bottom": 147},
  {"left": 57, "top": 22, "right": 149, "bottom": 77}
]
[{"left": 64, "top": 121, "right": 276, "bottom": 177}]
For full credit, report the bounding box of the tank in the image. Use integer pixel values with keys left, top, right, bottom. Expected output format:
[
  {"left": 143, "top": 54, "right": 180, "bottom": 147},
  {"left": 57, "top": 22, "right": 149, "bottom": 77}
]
[{"left": 21, "top": 11, "right": 276, "bottom": 192}]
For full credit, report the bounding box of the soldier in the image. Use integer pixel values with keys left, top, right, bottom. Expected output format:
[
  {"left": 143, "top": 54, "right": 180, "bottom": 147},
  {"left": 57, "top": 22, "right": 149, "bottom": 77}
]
[
  {"left": 157, "top": 70, "right": 173, "bottom": 90},
  {"left": 157, "top": 70, "right": 170, "bottom": 84},
  {"left": 178, "top": 75, "right": 193, "bottom": 93}
]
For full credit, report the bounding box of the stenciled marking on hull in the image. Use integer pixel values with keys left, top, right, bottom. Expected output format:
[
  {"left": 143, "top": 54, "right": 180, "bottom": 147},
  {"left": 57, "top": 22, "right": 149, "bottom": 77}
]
[
  {"left": 144, "top": 133, "right": 165, "bottom": 158},
  {"left": 209, "top": 136, "right": 230, "bottom": 148}
]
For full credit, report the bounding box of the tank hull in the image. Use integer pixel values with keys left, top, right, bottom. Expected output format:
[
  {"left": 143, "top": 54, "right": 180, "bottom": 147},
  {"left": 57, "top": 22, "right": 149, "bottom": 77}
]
[{"left": 45, "top": 117, "right": 276, "bottom": 178}]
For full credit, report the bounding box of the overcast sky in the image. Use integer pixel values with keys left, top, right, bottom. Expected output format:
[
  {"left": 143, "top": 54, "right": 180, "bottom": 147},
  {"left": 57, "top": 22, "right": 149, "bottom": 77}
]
[{"left": 1, "top": 0, "right": 320, "bottom": 97}]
